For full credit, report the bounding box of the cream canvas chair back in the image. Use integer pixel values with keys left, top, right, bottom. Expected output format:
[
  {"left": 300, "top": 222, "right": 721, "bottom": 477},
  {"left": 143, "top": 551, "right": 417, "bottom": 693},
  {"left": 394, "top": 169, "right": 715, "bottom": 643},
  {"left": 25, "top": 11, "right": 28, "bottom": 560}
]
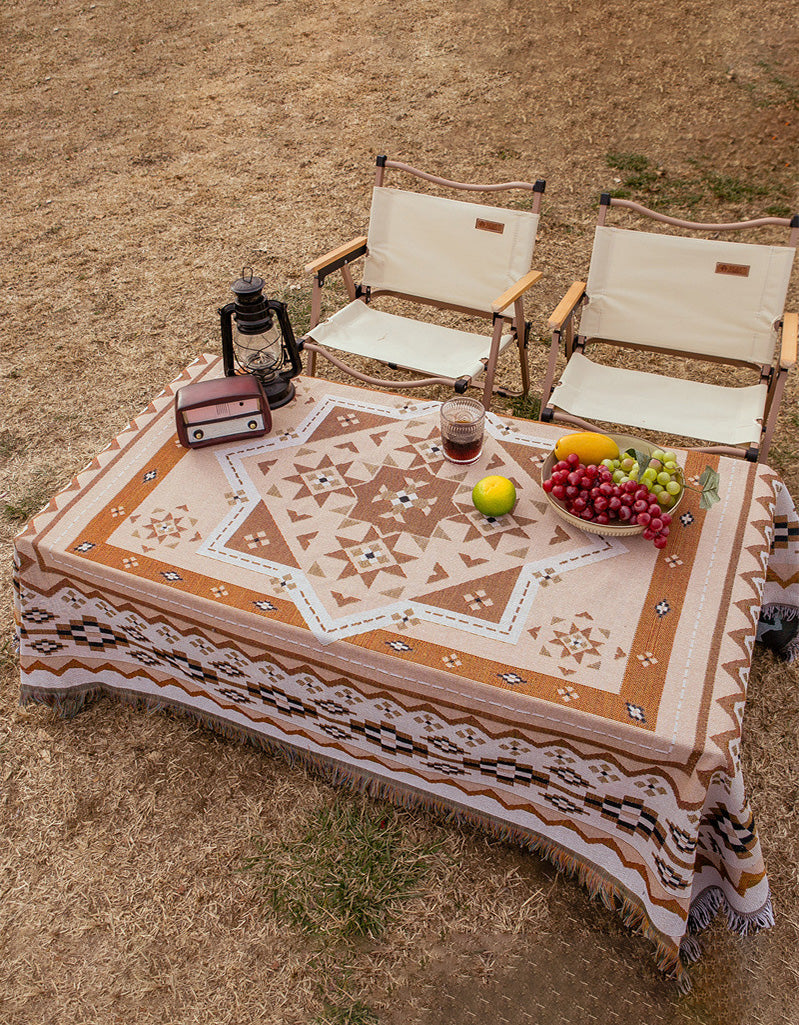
[
  {"left": 579, "top": 225, "right": 795, "bottom": 364},
  {"left": 361, "top": 186, "right": 540, "bottom": 313}
]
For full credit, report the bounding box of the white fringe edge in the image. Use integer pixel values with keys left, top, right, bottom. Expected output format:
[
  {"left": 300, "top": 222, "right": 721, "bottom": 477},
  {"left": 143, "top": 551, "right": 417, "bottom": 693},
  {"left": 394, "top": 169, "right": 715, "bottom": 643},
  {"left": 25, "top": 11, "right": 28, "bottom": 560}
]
[
  {"left": 761, "top": 602, "right": 799, "bottom": 622},
  {"left": 686, "top": 886, "right": 775, "bottom": 938},
  {"left": 678, "top": 935, "right": 703, "bottom": 965}
]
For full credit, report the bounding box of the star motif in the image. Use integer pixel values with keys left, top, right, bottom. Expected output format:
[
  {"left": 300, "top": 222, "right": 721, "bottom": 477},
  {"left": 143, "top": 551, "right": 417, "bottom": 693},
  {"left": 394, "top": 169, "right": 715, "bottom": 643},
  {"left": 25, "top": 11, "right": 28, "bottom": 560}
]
[
  {"left": 349, "top": 464, "right": 457, "bottom": 539},
  {"left": 550, "top": 622, "right": 603, "bottom": 663},
  {"left": 283, "top": 456, "right": 354, "bottom": 505},
  {"left": 326, "top": 526, "right": 415, "bottom": 585}
]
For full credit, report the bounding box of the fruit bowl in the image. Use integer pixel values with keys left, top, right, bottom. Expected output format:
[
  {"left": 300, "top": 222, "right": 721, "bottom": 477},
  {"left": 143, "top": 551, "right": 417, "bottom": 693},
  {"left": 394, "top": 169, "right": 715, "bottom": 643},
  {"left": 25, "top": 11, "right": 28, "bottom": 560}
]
[{"left": 540, "top": 433, "right": 685, "bottom": 538}]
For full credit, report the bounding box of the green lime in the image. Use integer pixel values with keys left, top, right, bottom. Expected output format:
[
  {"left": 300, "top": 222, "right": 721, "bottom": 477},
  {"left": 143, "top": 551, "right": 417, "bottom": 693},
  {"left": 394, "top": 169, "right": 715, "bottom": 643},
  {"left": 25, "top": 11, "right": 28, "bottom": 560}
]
[{"left": 472, "top": 475, "right": 517, "bottom": 517}]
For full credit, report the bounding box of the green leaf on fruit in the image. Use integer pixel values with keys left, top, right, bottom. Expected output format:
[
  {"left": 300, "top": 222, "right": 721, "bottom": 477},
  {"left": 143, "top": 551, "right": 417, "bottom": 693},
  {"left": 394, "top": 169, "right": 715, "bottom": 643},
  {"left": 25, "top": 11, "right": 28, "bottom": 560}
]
[
  {"left": 698, "top": 466, "right": 721, "bottom": 509},
  {"left": 626, "top": 447, "right": 651, "bottom": 469}
]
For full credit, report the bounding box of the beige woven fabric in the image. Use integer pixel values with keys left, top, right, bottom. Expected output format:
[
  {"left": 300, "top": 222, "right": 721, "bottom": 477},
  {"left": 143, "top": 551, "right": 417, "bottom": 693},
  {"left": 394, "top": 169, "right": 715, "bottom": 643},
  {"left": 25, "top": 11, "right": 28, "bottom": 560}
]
[
  {"left": 363, "top": 186, "right": 539, "bottom": 311},
  {"left": 579, "top": 225, "right": 794, "bottom": 362},
  {"left": 548, "top": 351, "right": 768, "bottom": 444},
  {"left": 306, "top": 300, "right": 515, "bottom": 380},
  {"left": 14, "top": 356, "right": 797, "bottom": 985}
]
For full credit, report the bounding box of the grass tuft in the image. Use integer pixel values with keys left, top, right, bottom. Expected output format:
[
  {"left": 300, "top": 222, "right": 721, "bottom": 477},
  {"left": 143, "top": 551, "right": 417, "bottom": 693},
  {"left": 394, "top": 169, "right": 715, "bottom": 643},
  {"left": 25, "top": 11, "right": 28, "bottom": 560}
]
[
  {"left": 278, "top": 283, "right": 315, "bottom": 337},
  {"left": 605, "top": 151, "right": 660, "bottom": 192},
  {"left": 507, "top": 393, "right": 541, "bottom": 420},
  {"left": 0, "top": 430, "right": 18, "bottom": 460},
  {"left": 0, "top": 633, "right": 18, "bottom": 673},
  {"left": 1, "top": 475, "right": 57, "bottom": 524},
  {"left": 314, "top": 999, "right": 379, "bottom": 1025},
  {"left": 765, "top": 203, "right": 793, "bottom": 218},
  {"left": 244, "top": 796, "right": 445, "bottom": 940},
  {"left": 701, "top": 172, "right": 768, "bottom": 204},
  {"left": 604, "top": 152, "right": 786, "bottom": 213}
]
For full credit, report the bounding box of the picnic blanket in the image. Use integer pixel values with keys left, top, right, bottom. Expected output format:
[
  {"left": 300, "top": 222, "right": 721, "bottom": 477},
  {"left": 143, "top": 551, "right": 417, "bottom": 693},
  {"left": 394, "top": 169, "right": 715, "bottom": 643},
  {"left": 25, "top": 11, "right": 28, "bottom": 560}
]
[{"left": 14, "top": 355, "right": 799, "bottom": 987}]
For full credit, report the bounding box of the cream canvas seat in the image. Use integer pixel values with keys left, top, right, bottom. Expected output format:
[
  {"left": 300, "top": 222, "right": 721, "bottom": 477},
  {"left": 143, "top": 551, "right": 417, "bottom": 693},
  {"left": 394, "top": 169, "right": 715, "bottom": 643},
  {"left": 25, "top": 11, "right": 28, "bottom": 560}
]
[
  {"left": 540, "top": 195, "right": 799, "bottom": 462},
  {"left": 300, "top": 157, "right": 546, "bottom": 408}
]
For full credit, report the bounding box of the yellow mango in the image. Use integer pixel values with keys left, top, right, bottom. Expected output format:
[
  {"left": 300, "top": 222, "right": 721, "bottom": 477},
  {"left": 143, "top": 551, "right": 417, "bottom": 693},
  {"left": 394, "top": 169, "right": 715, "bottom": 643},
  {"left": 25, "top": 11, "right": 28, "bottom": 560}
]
[{"left": 554, "top": 431, "right": 620, "bottom": 465}]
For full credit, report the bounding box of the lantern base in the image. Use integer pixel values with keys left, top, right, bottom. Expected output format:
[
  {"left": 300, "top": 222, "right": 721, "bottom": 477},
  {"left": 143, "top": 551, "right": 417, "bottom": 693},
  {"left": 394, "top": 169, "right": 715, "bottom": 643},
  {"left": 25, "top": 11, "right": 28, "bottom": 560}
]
[{"left": 260, "top": 375, "right": 296, "bottom": 409}]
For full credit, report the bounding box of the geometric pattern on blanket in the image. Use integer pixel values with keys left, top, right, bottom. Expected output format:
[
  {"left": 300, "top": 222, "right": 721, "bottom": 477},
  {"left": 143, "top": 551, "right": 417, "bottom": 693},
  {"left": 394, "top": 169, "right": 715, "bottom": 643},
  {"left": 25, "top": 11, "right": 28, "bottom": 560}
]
[{"left": 14, "top": 354, "right": 796, "bottom": 987}]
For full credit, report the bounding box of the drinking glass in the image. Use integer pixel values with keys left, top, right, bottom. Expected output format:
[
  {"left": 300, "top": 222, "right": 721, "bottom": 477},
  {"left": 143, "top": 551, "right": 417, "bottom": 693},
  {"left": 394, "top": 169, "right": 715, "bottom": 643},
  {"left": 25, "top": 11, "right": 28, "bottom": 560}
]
[{"left": 440, "top": 397, "right": 485, "bottom": 464}]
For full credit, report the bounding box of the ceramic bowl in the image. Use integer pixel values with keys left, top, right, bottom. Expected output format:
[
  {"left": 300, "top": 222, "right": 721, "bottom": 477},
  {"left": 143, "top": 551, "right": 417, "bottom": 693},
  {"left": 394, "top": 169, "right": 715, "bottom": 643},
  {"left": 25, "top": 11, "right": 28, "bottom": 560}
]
[{"left": 540, "top": 433, "right": 684, "bottom": 537}]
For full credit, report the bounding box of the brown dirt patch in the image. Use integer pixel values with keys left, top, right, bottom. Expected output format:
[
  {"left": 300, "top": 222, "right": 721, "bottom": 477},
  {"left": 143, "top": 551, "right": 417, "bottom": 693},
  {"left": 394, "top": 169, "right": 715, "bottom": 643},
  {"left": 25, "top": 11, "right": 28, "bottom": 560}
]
[{"left": 1, "top": 1, "right": 798, "bottom": 1023}]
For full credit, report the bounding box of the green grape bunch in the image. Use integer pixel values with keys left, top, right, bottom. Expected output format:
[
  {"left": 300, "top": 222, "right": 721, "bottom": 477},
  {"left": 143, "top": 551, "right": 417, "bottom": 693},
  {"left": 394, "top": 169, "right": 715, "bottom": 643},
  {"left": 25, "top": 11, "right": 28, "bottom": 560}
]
[{"left": 600, "top": 448, "right": 683, "bottom": 511}]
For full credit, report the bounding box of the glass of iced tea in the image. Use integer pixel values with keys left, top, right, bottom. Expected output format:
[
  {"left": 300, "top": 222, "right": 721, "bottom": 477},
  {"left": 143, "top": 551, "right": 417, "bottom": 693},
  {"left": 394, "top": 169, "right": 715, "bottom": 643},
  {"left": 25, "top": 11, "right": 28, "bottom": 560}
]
[{"left": 440, "top": 397, "right": 485, "bottom": 464}]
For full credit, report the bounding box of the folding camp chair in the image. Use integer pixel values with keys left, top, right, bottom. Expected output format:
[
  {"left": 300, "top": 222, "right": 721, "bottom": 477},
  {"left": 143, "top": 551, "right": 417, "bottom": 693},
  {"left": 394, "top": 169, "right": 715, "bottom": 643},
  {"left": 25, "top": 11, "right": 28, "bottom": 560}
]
[
  {"left": 300, "top": 156, "right": 546, "bottom": 408},
  {"left": 540, "top": 195, "right": 799, "bottom": 462}
]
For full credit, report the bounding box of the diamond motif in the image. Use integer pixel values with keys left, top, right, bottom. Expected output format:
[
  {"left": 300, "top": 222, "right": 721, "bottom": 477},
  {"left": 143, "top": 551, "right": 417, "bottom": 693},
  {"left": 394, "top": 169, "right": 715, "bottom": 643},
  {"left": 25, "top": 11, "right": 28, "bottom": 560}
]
[
  {"left": 626, "top": 701, "right": 647, "bottom": 723},
  {"left": 391, "top": 609, "right": 419, "bottom": 630}
]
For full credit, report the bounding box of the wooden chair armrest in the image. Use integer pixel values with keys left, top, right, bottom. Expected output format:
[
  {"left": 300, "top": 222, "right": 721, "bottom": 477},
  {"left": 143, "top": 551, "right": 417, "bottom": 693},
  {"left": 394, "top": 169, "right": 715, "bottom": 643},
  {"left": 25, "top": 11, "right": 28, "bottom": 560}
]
[
  {"left": 548, "top": 281, "right": 587, "bottom": 331},
  {"left": 491, "top": 269, "right": 543, "bottom": 313},
  {"left": 305, "top": 235, "right": 368, "bottom": 276},
  {"left": 780, "top": 312, "right": 798, "bottom": 369}
]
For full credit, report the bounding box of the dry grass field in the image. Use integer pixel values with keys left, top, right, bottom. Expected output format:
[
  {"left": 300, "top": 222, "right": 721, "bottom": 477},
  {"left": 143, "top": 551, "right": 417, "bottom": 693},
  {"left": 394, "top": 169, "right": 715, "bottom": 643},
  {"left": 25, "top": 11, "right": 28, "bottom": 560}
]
[{"left": 1, "top": 1, "right": 798, "bottom": 1023}]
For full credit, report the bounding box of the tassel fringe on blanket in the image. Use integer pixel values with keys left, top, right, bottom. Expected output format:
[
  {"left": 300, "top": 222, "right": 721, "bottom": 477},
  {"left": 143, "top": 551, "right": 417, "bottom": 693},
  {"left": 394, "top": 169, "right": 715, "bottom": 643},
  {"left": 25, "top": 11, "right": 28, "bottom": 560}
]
[{"left": 21, "top": 680, "right": 772, "bottom": 993}]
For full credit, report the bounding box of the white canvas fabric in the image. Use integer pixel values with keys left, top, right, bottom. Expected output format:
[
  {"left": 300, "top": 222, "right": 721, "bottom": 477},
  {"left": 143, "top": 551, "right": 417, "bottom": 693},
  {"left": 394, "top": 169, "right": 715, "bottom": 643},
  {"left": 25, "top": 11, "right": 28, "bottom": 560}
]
[
  {"left": 549, "top": 351, "right": 768, "bottom": 444},
  {"left": 579, "top": 226, "right": 795, "bottom": 364},
  {"left": 362, "top": 187, "right": 539, "bottom": 312},
  {"left": 306, "top": 300, "right": 515, "bottom": 380}
]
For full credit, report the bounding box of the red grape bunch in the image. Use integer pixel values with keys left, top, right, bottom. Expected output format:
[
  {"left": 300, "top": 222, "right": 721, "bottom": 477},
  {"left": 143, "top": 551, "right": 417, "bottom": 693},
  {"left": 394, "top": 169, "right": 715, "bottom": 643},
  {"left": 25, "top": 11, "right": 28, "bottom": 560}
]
[{"left": 543, "top": 453, "right": 672, "bottom": 549}]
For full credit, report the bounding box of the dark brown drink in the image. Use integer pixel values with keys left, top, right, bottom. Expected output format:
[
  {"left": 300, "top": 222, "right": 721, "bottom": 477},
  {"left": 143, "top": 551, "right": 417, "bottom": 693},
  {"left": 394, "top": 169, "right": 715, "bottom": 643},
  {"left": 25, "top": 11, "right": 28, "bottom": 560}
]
[{"left": 442, "top": 436, "right": 483, "bottom": 463}]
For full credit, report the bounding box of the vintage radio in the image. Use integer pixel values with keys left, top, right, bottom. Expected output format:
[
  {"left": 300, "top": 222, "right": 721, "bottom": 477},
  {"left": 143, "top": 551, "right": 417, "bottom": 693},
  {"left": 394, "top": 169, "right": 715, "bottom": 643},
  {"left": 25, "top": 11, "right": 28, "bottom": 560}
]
[{"left": 175, "top": 373, "right": 272, "bottom": 448}]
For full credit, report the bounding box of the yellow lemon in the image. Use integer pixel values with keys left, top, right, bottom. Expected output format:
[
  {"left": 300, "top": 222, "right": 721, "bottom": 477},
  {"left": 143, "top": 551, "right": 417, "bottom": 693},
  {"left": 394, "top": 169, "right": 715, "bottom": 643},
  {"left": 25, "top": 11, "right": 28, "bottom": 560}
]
[
  {"left": 472, "top": 476, "right": 517, "bottom": 517},
  {"left": 554, "top": 431, "right": 619, "bottom": 465}
]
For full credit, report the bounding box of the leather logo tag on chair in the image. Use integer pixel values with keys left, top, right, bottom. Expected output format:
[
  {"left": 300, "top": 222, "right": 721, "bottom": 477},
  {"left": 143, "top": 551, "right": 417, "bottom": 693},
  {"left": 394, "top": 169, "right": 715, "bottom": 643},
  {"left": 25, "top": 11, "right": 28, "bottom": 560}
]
[
  {"left": 715, "top": 262, "right": 750, "bottom": 277},
  {"left": 475, "top": 218, "right": 505, "bottom": 234}
]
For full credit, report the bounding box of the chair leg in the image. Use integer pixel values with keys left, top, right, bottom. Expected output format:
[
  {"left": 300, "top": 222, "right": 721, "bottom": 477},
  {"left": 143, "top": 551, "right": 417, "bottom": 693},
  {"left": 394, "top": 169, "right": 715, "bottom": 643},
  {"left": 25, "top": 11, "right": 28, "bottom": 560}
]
[
  {"left": 514, "top": 298, "right": 530, "bottom": 395},
  {"left": 539, "top": 329, "right": 562, "bottom": 418},
  {"left": 482, "top": 315, "right": 506, "bottom": 408},
  {"left": 759, "top": 366, "right": 788, "bottom": 463},
  {"left": 563, "top": 314, "right": 576, "bottom": 359},
  {"left": 340, "top": 264, "right": 358, "bottom": 302},
  {"left": 306, "top": 277, "right": 323, "bottom": 377}
]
